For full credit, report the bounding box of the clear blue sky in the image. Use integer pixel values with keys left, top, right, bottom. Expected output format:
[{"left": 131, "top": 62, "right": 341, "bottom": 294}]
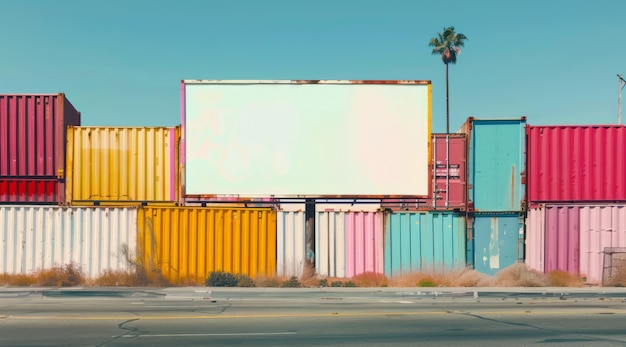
[{"left": 1, "top": 0, "right": 624, "bottom": 132}]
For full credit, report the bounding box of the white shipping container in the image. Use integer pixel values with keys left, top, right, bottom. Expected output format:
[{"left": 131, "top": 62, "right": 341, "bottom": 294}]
[{"left": 0, "top": 206, "right": 137, "bottom": 278}]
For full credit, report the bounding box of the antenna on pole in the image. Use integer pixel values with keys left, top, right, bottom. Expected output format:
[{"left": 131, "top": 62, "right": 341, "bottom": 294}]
[{"left": 618, "top": 74, "right": 626, "bottom": 125}]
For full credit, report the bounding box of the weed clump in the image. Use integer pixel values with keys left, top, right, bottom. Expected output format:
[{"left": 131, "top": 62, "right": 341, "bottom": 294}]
[
  {"left": 546, "top": 270, "right": 584, "bottom": 287},
  {"left": 236, "top": 274, "right": 256, "bottom": 287},
  {"left": 280, "top": 276, "right": 300, "bottom": 288},
  {"left": 492, "top": 263, "right": 547, "bottom": 287},
  {"left": 417, "top": 277, "right": 437, "bottom": 287},
  {"left": 36, "top": 262, "right": 85, "bottom": 287},
  {"left": 351, "top": 272, "right": 388, "bottom": 287},
  {"left": 206, "top": 271, "right": 239, "bottom": 287}
]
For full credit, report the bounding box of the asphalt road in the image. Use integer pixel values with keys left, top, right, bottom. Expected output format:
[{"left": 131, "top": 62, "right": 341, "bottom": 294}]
[{"left": 1, "top": 287, "right": 626, "bottom": 346}]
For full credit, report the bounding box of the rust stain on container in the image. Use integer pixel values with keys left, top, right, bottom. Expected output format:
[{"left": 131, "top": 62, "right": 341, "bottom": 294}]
[{"left": 511, "top": 165, "right": 516, "bottom": 211}]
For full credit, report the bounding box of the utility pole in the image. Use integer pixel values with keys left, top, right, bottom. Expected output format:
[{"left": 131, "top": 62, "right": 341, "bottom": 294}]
[{"left": 618, "top": 74, "right": 626, "bottom": 125}]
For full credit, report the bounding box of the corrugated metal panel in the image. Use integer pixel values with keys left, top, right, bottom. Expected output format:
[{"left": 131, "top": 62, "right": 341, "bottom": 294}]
[
  {"left": 461, "top": 117, "right": 526, "bottom": 212},
  {"left": 316, "top": 211, "right": 346, "bottom": 277},
  {"left": 66, "top": 127, "right": 180, "bottom": 204},
  {"left": 344, "top": 212, "right": 384, "bottom": 277},
  {"left": 317, "top": 208, "right": 384, "bottom": 279},
  {"left": 0, "top": 178, "right": 62, "bottom": 204},
  {"left": 525, "top": 208, "right": 545, "bottom": 272},
  {"left": 579, "top": 205, "right": 626, "bottom": 284},
  {"left": 0, "top": 94, "right": 81, "bottom": 180},
  {"left": 432, "top": 134, "right": 467, "bottom": 210},
  {"left": 137, "top": 207, "right": 276, "bottom": 284},
  {"left": 276, "top": 211, "right": 306, "bottom": 277},
  {"left": 473, "top": 213, "right": 523, "bottom": 276},
  {"left": 0, "top": 206, "right": 136, "bottom": 278},
  {"left": 384, "top": 212, "right": 466, "bottom": 278},
  {"left": 527, "top": 125, "right": 626, "bottom": 204},
  {"left": 544, "top": 206, "right": 580, "bottom": 274}
]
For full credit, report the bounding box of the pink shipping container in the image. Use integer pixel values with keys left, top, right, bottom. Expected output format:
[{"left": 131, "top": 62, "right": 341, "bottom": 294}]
[
  {"left": 527, "top": 125, "right": 626, "bottom": 205},
  {"left": 526, "top": 205, "right": 626, "bottom": 285},
  {"left": 432, "top": 133, "right": 466, "bottom": 210},
  {"left": 579, "top": 205, "right": 626, "bottom": 285},
  {"left": 526, "top": 205, "right": 580, "bottom": 276}
]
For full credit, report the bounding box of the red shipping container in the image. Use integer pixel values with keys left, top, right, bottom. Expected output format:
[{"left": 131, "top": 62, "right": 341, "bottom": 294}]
[
  {"left": 432, "top": 133, "right": 467, "bottom": 210},
  {"left": 527, "top": 125, "right": 626, "bottom": 204},
  {"left": 0, "top": 178, "right": 61, "bottom": 204},
  {"left": 0, "top": 94, "right": 81, "bottom": 179}
]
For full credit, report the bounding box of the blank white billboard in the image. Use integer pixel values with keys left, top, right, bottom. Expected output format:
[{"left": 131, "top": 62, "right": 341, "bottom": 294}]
[{"left": 182, "top": 80, "right": 431, "bottom": 197}]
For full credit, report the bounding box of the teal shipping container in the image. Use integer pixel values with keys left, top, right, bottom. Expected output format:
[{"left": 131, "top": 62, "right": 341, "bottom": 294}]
[
  {"left": 384, "top": 211, "right": 466, "bottom": 278},
  {"left": 471, "top": 213, "right": 524, "bottom": 276},
  {"left": 459, "top": 117, "right": 526, "bottom": 212}
]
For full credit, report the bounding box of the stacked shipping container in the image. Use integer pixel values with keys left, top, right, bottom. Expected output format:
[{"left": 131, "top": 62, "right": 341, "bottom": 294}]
[
  {"left": 0, "top": 94, "right": 81, "bottom": 204},
  {"left": 377, "top": 134, "right": 469, "bottom": 279},
  {"left": 458, "top": 117, "right": 527, "bottom": 275},
  {"left": 66, "top": 126, "right": 180, "bottom": 206},
  {"left": 525, "top": 125, "right": 626, "bottom": 284},
  {"left": 4, "top": 86, "right": 625, "bottom": 287}
]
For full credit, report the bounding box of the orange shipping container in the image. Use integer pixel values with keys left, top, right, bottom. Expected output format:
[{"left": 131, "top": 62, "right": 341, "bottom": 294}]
[
  {"left": 66, "top": 126, "right": 180, "bottom": 205},
  {"left": 137, "top": 206, "right": 277, "bottom": 284}
]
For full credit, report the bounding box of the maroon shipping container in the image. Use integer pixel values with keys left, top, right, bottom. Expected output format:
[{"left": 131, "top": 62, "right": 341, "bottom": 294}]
[
  {"left": 381, "top": 134, "right": 467, "bottom": 211},
  {"left": 0, "top": 178, "right": 61, "bottom": 204},
  {"left": 0, "top": 94, "right": 81, "bottom": 179},
  {"left": 432, "top": 133, "right": 467, "bottom": 210},
  {"left": 527, "top": 125, "right": 626, "bottom": 205}
]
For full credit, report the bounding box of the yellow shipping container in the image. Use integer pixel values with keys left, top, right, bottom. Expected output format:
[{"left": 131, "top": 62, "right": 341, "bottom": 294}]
[
  {"left": 137, "top": 206, "right": 277, "bottom": 284},
  {"left": 66, "top": 126, "right": 180, "bottom": 204}
]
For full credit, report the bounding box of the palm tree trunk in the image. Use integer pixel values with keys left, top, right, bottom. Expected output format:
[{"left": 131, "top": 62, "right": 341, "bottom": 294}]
[{"left": 445, "top": 62, "right": 449, "bottom": 134}]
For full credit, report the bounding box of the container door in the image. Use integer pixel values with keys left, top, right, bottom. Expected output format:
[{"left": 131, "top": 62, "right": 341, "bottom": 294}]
[{"left": 473, "top": 214, "right": 522, "bottom": 276}]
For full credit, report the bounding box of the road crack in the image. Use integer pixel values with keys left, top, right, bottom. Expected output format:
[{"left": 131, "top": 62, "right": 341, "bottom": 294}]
[
  {"left": 94, "top": 318, "right": 139, "bottom": 346},
  {"left": 460, "top": 312, "right": 626, "bottom": 344}
]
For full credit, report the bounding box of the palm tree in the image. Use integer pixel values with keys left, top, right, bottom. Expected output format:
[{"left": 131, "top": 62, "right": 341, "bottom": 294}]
[{"left": 429, "top": 26, "right": 468, "bottom": 133}]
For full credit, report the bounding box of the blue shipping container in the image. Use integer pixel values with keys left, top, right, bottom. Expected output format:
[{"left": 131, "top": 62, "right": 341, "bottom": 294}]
[
  {"left": 472, "top": 213, "right": 524, "bottom": 276},
  {"left": 384, "top": 211, "right": 466, "bottom": 278},
  {"left": 463, "top": 117, "right": 526, "bottom": 212}
]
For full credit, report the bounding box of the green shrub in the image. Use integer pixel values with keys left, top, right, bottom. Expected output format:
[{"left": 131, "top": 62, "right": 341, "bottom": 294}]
[
  {"left": 236, "top": 274, "right": 256, "bottom": 287},
  {"left": 318, "top": 278, "right": 329, "bottom": 287},
  {"left": 331, "top": 281, "right": 343, "bottom": 287},
  {"left": 206, "top": 271, "right": 238, "bottom": 287},
  {"left": 280, "top": 276, "right": 300, "bottom": 288},
  {"left": 344, "top": 281, "right": 357, "bottom": 287},
  {"left": 418, "top": 279, "right": 437, "bottom": 287}
]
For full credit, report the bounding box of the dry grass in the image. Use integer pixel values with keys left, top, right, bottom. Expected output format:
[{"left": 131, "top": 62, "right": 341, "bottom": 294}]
[
  {"left": 90, "top": 270, "right": 135, "bottom": 286},
  {"left": 448, "top": 268, "right": 492, "bottom": 287},
  {"left": 545, "top": 270, "right": 585, "bottom": 287},
  {"left": 298, "top": 262, "right": 320, "bottom": 288},
  {"left": 351, "top": 272, "right": 389, "bottom": 287},
  {"left": 35, "top": 263, "right": 85, "bottom": 287},
  {"left": 0, "top": 273, "right": 37, "bottom": 287},
  {"left": 0, "top": 263, "right": 602, "bottom": 288},
  {"left": 0, "top": 263, "right": 87, "bottom": 287},
  {"left": 490, "top": 263, "right": 547, "bottom": 287},
  {"left": 386, "top": 268, "right": 491, "bottom": 288},
  {"left": 89, "top": 269, "right": 175, "bottom": 287}
]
